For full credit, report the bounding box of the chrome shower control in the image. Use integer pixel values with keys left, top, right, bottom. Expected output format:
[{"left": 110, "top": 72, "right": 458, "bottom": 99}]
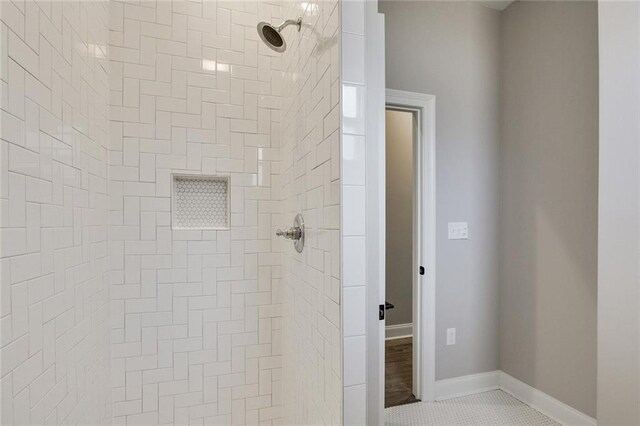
[
  {"left": 276, "top": 214, "right": 305, "bottom": 253},
  {"left": 276, "top": 228, "right": 301, "bottom": 240}
]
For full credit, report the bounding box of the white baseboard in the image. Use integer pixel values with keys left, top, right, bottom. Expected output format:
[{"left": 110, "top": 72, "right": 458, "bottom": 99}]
[
  {"left": 435, "top": 371, "right": 500, "bottom": 401},
  {"left": 385, "top": 323, "right": 412, "bottom": 340},
  {"left": 498, "top": 371, "right": 596, "bottom": 426},
  {"left": 434, "top": 371, "right": 596, "bottom": 426}
]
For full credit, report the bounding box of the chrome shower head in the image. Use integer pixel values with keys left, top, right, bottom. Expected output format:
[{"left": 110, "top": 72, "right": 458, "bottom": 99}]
[{"left": 257, "top": 18, "right": 302, "bottom": 53}]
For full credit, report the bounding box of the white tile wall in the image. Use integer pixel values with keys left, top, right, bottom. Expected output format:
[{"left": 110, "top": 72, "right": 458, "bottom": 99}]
[
  {"left": 0, "top": 1, "right": 112, "bottom": 424},
  {"left": 2, "top": 0, "right": 347, "bottom": 424},
  {"left": 341, "top": 1, "right": 368, "bottom": 423},
  {"left": 108, "top": 1, "right": 284, "bottom": 424},
  {"left": 278, "top": 0, "right": 342, "bottom": 424}
]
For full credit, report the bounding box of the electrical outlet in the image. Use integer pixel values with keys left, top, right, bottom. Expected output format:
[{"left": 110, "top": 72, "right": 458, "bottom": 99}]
[
  {"left": 448, "top": 222, "right": 468, "bottom": 240},
  {"left": 446, "top": 328, "right": 456, "bottom": 345}
]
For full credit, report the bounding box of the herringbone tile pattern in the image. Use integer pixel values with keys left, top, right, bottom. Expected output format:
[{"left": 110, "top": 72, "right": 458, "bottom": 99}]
[
  {"left": 278, "top": 0, "right": 342, "bottom": 424},
  {"left": 0, "top": 1, "right": 112, "bottom": 424},
  {"left": 108, "top": 1, "right": 284, "bottom": 424}
]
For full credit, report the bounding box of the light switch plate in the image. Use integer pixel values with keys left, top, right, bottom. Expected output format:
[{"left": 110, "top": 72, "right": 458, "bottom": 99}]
[
  {"left": 448, "top": 222, "right": 468, "bottom": 240},
  {"left": 447, "top": 328, "right": 456, "bottom": 345}
]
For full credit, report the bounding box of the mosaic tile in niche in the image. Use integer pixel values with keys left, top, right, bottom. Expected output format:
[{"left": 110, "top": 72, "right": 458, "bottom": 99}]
[{"left": 173, "top": 175, "right": 229, "bottom": 229}]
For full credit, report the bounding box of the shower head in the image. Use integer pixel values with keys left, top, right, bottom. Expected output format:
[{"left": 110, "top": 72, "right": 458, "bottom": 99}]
[{"left": 257, "top": 18, "right": 302, "bottom": 53}]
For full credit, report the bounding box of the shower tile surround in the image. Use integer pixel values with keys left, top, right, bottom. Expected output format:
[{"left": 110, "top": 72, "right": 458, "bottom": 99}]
[
  {"left": 0, "top": 0, "right": 344, "bottom": 424},
  {"left": 108, "top": 0, "right": 342, "bottom": 424},
  {"left": 0, "top": 1, "right": 112, "bottom": 424},
  {"left": 341, "top": 2, "right": 368, "bottom": 424},
  {"left": 108, "top": 0, "right": 287, "bottom": 424},
  {"left": 278, "top": 0, "right": 342, "bottom": 424}
]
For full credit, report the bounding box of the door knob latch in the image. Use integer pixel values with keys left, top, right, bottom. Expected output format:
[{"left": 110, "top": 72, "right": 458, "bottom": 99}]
[{"left": 276, "top": 214, "right": 305, "bottom": 253}]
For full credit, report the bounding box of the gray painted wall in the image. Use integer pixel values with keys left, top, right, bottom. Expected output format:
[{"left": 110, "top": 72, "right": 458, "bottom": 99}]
[
  {"left": 385, "top": 110, "right": 414, "bottom": 327},
  {"left": 597, "top": 2, "right": 640, "bottom": 424},
  {"left": 380, "top": 1, "right": 501, "bottom": 380},
  {"left": 500, "top": 1, "right": 599, "bottom": 418}
]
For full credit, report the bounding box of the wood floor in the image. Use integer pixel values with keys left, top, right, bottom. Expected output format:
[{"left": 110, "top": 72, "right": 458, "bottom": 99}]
[{"left": 385, "top": 337, "right": 419, "bottom": 408}]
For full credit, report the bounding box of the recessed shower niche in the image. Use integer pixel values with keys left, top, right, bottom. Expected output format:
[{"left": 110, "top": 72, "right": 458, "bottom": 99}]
[{"left": 171, "top": 174, "right": 230, "bottom": 230}]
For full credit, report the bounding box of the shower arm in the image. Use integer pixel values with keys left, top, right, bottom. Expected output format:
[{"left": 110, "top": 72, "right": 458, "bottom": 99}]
[{"left": 278, "top": 18, "right": 302, "bottom": 32}]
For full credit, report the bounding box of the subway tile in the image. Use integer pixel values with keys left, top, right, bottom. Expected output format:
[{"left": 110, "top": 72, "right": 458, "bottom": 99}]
[
  {"left": 342, "top": 33, "right": 365, "bottom": 85},
  {"left": 342, "top": 134, "right": 366, "bottom": 186},
  {"left": 2, "top": 0, "right": 345, "bottom": 423},
  {"left": 342, "top": 1, "right": 365, "bottom": 35},
  {"left": 342, "top": 83, "right": 366, "bottom": 135},
  {"left": 342, "top": 185, "right": 366, "bottom": 235},
  {"left": 343, "top": 336, "right": 366, "bottom": 386},
  {"left": 344, "top": 384, "right": 367, "bottom": 425},
  {"left": 343, "top": 236, "right": 365, "bottom": 286},
  {"left": 343, "top": 286, "right": 366, "bottom": 337}
]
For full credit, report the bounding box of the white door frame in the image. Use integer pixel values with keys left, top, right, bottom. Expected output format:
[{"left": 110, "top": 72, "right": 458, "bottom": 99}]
[{"left": 385, "top": 89, "right": 437, "bottom": 403}]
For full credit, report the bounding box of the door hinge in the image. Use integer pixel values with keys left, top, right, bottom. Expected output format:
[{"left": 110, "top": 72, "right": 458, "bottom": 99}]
[
  {"left": 419, "top": 266, "right": 425, "bottom": 275},
  {"left": 379, "top": 304, "right": 385, "bottom": 320}
]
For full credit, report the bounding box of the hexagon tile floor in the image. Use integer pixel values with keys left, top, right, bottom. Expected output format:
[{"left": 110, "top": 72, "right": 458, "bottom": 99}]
[{"left": 385, "top": 390, "right": 559, "bottom": 425}]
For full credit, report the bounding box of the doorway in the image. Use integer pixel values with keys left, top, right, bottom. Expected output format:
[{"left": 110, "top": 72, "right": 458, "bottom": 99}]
[
  {"left": 384, "top": 108, "right": 418, "bottom": 407},
  {"left": 384, "top": 90, "right": 437, "bottom": 407}
]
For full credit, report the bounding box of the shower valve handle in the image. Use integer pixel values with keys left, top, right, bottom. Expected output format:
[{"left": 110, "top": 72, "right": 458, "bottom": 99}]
[
  {"left": 276, "top": 227, "right": 302, "bottom": 241},
  {"left": 275, "top": 214, "right": 305, "bottom": 253}
]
